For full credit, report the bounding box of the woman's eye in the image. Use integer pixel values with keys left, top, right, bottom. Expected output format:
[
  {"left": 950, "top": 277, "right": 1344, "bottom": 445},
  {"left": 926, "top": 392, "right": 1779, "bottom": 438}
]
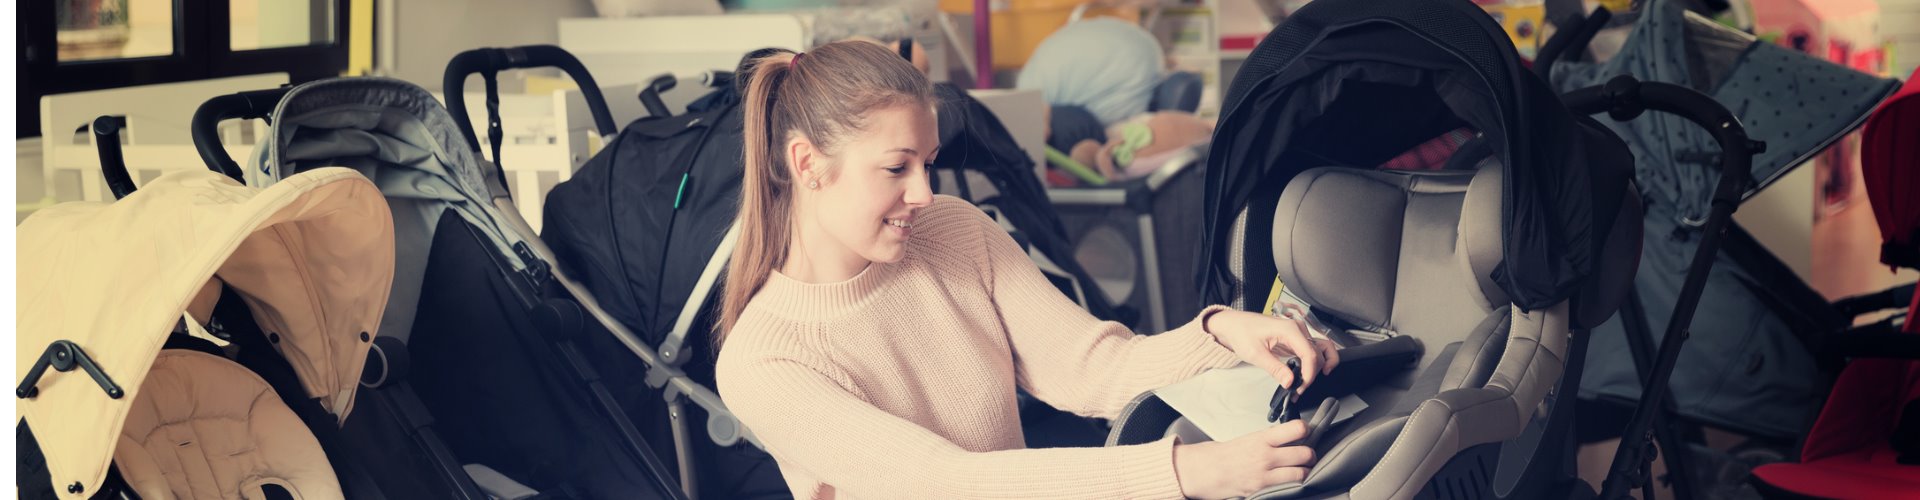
[{"left": 885, "top": 165, "right": 907, "bottom": 175}]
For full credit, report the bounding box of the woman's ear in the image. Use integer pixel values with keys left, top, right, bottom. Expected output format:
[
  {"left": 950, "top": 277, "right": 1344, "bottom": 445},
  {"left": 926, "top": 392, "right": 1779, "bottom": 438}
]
[{"left": 787, "top": 136, "right": 816, "bottom": 187}]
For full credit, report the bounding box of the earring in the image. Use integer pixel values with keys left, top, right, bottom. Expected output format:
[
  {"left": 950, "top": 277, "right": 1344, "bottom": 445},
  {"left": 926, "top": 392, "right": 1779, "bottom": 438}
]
[{"left": 809, "top": 179, "right": 819, "bottom": 189}]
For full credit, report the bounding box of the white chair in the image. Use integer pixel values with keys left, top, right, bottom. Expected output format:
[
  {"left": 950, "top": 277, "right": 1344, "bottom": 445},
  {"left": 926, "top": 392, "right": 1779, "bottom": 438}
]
[
  {"left": 556, "top": 81, "right": 649, "bottom": 173},
  {"left": 37, "top": 74, "right": 287, "bottom": 204}
]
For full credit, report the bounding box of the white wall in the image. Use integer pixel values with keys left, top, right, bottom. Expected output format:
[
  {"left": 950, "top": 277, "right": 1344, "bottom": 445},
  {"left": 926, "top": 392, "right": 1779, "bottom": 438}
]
[{"left": 386, "top": 0, "right": 598, "bottom": 91}]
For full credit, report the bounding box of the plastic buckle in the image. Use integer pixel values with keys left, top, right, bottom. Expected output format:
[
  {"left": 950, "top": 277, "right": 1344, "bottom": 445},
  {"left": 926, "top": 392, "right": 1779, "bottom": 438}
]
[{"left": 514, "top": 242, "right": 550, "bottom": 286}]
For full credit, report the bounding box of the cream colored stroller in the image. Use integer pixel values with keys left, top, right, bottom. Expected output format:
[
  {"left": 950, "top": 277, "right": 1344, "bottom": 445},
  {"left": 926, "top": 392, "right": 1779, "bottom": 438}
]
[{"left": 17, "top": 167, "right": 394, "bottom": 499}]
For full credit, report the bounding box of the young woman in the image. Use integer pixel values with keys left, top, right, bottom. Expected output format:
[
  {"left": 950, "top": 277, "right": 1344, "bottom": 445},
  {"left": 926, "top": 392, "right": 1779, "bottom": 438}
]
[{"left": 715, "top": 40, "right": 1339, "bottom": 499}]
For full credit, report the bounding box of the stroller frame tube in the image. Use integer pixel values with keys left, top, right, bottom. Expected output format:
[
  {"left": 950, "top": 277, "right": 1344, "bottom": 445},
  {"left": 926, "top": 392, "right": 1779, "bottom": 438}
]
[
  {"left": 442, "top": 45, "right": 619, "bottom": 158},
  {"left": 1562, "top": 75, "right": 1761, "bottom": 500},
  {"left": 91, "top": 115, "right": 139, "bottom": 200},
  {"left": 191, "top": 87, "right": 294, "bottom": 182},
  {"left": 660, "top": 223, "right": 740, "bottom": 366},
  {"left": 491, "top": 196, "right": 755, "bottom": 499}
]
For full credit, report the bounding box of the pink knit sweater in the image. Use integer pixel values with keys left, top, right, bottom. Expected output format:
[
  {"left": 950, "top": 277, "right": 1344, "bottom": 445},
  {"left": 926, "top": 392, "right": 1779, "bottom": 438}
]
[{"left": 717, "top": 196, "right": 1243, "bottom": 499}]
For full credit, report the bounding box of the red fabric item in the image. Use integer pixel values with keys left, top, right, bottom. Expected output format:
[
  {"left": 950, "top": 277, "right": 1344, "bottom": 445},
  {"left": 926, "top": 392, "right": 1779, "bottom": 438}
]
[
  {"left": 1043, "top": 169, "right": 1081, "bottom": 188},
  {"left": 1862, "top": 70, "right": 1920, "bottom": 264},
  {"left": 1751, "top": 358, "right": 1920, "bottom": 498},
  {"left": 1861, "top": 70, "right": 1919, "bottom": 332},
  {"left": 1380, "top": 128, "right": 1476, "bottom": 170},
  {"left": 1751, "top": 459, "right": 1920, "bottom": 499},
  {"left": 1803, "top": 359, "right": 1920, "bottom": 462}
]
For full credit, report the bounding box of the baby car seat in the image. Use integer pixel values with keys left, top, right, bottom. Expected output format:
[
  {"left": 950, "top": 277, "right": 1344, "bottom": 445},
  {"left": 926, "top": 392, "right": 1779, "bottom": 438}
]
[{"left": 1112, "top": 161, "right": 1643, "bottom": 499}]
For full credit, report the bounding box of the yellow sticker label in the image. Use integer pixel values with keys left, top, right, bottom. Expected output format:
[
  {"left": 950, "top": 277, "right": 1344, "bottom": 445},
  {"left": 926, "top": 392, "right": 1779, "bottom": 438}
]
[{"left": 1262, "top": 276, "right": 1287, "bottom": 317}]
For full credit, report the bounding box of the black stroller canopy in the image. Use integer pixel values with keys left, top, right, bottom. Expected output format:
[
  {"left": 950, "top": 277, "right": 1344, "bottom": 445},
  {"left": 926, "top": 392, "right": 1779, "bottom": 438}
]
[{"left": 1201, "top": 0, "right": 1631, "bottom": 311}]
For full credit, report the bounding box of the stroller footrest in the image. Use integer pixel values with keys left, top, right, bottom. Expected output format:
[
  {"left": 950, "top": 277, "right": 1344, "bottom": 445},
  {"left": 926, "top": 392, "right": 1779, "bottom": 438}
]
[{"left": 464, "top": 464, "right": 540, "bottom": 500}]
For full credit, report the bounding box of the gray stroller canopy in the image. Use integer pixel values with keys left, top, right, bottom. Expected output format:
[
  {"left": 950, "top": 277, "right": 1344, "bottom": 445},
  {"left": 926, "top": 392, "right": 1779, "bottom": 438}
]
[
  {"left": 1551, "top": 0, "right": 1899, "bottom": 225},
  {"left": 246, "top": 77, "right": 532, "bottom": 341}
]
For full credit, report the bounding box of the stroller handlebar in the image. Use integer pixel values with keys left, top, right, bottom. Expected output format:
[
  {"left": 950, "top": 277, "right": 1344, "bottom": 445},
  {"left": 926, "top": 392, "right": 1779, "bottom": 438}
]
[
  {"left": 1563, "top": 75, "right": 1763, "bottom": 197},
  {"left": 1562, "top": 75, "right": 1768, "bottom": 500},
  {"left": 1533, "top": 7, "right": 1613, "bottom": 80},
  {"left": 443, "top": 45, "right": 620, "bottom": 150},
  {"left": 192, "top": 87, "right": 293, "bottom": 182},
  {"left": 93, "top": 115, "right": 137, "bottom": 200}
]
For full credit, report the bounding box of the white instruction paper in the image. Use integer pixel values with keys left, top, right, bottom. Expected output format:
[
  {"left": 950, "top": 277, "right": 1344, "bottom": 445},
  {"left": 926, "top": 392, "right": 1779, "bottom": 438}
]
[{"left": 1154, "top": 364, "right": 1369, "bottom": 442}]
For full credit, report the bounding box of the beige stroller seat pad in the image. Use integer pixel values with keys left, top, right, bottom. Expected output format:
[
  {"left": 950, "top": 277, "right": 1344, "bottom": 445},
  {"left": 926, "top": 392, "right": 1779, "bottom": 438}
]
[{"left": 112, "top": 350, "right": 341, "bottom": 500}]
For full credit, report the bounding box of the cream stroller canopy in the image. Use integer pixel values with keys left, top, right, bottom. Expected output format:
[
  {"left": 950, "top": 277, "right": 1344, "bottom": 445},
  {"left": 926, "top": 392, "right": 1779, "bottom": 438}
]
[{"left": 16, "top": 168, "right": 394, "bottom": 498}]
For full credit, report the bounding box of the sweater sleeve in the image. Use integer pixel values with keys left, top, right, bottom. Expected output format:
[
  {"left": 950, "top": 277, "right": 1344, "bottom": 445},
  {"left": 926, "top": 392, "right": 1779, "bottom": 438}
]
[
  {"left": 968, "top": 208, "right": 1243, "bottom": 419},
  {"left": 720, "top": 354, "right": 1189, "bottom": 499}
]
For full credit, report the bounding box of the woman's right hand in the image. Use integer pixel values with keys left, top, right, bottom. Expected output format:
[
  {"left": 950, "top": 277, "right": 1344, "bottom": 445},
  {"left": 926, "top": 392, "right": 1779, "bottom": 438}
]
[{"left": 1172, "top": 420, "right": 1315, "bottom": 499}]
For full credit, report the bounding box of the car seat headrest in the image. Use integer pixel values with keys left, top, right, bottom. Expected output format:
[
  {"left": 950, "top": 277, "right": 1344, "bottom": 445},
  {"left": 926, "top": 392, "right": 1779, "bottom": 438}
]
[
  {"left": 1272, "top": 164, "right": 1504, "bottom": 336},
  {"left": 1459, "top": 162, "right": 1508, "bottom": 307},
  {"left": 1269, "top": 159, "right": 1641, "bottom": 333}
]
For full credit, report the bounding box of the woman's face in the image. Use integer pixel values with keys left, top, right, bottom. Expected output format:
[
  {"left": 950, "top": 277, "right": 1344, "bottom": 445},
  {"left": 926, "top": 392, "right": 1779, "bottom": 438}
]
[{"left": 807, "top": 103, "right": 939, "bottom": 265}]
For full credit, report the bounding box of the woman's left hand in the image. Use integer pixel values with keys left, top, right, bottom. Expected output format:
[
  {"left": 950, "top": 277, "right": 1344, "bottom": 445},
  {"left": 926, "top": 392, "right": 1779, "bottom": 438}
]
[{"left": 1204, "top": 309, "right": 1341, "bottom": 392}]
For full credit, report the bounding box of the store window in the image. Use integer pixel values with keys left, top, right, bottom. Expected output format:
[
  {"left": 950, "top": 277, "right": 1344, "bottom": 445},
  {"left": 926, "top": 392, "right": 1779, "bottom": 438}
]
[
  {"left": 21, "top": 0, "right": 352, "bottom": 138},
  {"left": 57, "top": 0, "right": 176, "bottom": 62},
  {"left": 229, "top": 0, "right": 335, "bottom": 51}
]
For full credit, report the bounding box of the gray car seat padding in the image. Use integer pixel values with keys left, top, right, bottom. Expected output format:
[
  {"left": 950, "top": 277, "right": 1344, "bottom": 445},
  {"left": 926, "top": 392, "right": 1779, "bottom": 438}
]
[
  {"left": 1120, "top": 162, "right": 1637, "bottom": 498},
  {"left": 1104, "top": 305, "right": 1563, "bottom": 500},
  {"left": 1349, "top": 303, "right": 1567, "bottom": 500},
  {"left": 1238, "top": 307, "right": 1511, "bottom": 499},
  {"left": 1266, "top": 165, "right": 1576, "bottom": 499},
  {"left": 1272, "top": 166, "right": 1507, "bottom": 369}
]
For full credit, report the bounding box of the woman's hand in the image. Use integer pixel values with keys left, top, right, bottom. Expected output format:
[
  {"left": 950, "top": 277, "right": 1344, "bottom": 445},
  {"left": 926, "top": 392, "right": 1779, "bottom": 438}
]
[
  {"left": 1204, "top": 309, "right": 1341, "bottom": 392},
  {"left": 1173, "top": 420, "right": 1316, "bottom": 499}
]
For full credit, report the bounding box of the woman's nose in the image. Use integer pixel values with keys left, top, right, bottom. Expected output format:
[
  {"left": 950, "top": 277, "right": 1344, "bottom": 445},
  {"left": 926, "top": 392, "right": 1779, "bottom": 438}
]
[{"left": 905, "top": 167, "right": 934, "bottom": 207}]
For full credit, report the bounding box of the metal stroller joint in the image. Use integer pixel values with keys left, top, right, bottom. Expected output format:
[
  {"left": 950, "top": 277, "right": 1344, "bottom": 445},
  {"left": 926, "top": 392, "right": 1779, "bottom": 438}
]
[{"left": 16, "top": 340, "right": 124, "bottom": 400}]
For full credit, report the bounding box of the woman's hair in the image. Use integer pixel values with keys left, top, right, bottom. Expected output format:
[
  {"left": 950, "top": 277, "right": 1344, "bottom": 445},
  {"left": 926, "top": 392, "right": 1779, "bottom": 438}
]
[{"left": 716, "top": 40, "right": 935, "bottom": 346}]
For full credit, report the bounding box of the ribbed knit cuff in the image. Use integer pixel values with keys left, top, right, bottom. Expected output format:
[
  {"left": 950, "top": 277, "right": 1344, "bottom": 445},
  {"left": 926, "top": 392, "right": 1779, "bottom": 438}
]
[
  {"left": 1117, "top": 436, "right": 1188, "bottom": 499},
  {"left": 1106, "top": 307, "right": 1247, "bottom": 416},
  {"left": 1188, "top": 305, "right": 1247, "bottom": 368}
]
